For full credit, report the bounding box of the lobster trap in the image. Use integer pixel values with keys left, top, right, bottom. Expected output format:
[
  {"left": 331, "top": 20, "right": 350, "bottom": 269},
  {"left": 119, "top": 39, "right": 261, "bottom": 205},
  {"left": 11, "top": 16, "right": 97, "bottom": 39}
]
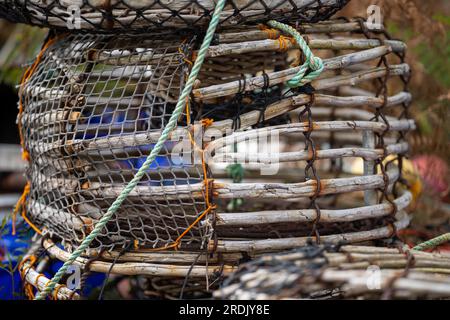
[
  {"left": 15, "top": 16, "right": 417, "bottom": 298},
  {"left": 215, "top": 244, "right": 450, "bottom": 300},
  {"left": 0, "top": 0, "right": 349, "bottom": 31}
]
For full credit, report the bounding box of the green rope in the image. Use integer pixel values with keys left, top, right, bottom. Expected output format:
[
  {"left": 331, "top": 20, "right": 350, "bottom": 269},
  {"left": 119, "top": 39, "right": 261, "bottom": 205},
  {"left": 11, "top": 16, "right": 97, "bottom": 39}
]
[
  {"left": 226, "top": 163, "right": 244, "bottom": 211},
  {"left": 412, "top": 233, "right": 450, "bottom": 251},
  {"left": 267, "top": 20, "right": 324, "bottom": 88},
  {"left": 34, "top": 0, "right": 226, "bottom": 300}
]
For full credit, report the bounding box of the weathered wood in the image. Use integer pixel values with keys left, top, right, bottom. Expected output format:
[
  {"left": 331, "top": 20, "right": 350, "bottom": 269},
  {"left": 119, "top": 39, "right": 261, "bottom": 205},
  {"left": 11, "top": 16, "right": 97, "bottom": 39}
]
[
  {"left": 208, "top": 212, "right": 410, "bottom": 252},
  {"left": 206, "top": 120, "right": 415, "bottom": 153},
  {"left": 217, "top": 21, "right": 383, "bottom": 43},
  {"left": 193, "top": 63, "right": 410, "bottom": 101},
  {"left": 62, "top": 116, "right": 413, "bottom": 158},
  {"left": 79, "top": 163, "right": 400, "bottom": 202},
  {"left": 214, "top": 190, "right": 411, "bottom": 225},
  {"left": 98, "top": 250, "right": 249, "bottom": 264},
  {"left": 42, "top": 238, "right": 236, "bottom": 277},
  {"left": 204, "top": 40, "right": 403, "bottom": 58},
  {"left": 210, "top": 91, "right": 411, "bottom": 132},
  {"left": 363, "top": 130, "right": 377, "bottom": 205},
  {"left": 212, "top": 142, "right": 409, "bottom": 164}
]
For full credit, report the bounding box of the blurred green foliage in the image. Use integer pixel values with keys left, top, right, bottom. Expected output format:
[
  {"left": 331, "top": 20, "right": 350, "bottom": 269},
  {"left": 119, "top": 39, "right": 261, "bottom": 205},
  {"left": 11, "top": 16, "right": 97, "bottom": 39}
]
[
  {"left": 385, "top": 13, "right": 449, "bottom": 159},
  {"left": 0, "top": 24, "right": 47, "bottom": 87},
  {"left": 415, "top": 35, "right": 450, "bottom": 89}
]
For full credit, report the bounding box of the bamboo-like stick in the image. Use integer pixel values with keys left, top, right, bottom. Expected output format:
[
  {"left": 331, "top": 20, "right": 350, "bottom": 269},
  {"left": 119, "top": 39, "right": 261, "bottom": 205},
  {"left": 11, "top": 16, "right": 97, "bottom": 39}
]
[
  {"left": 193, "top": 63, "right": 410, "bottom": 101},
  {"left": 21, "top": 84, "right": 68, "bottom": 100},
  {"left": 212, "top": 142, "right": 408, "bottom": 164},
  {"left": 216, "top": 21, "right": 382, "bottom": 43},
  {"left": 213, "top": 190, "right": 411, "bottom": 225},
  {"left": 98, "top": 250, "right": 249, "bottom": 264},
  {"left": 206, "top": 120, "right": 415, "bottom": 153},
  {"left": 63, "top": 117, "right": 413, "bottom": 159},
  {"left": 225, "top": 270, "right": 450, "bottom": 299},
  {"left": 32, "top": 188, "right": 409, "bottom": 233},
  {"left": 214, "top": 243, "right": 450, "bottom": 300},
  {"left": 208, "top": 212, "right": 410, "bottom": 252},
  {"left": 363, "top": 130, "right": 378, "bottom": 205},
  {"left": 27, "top": 94, "right": 410, "bottom": 149},
  {"left": 294, "top": 107, "right": 397, "bottom": 122},
  {"left": 42, "top": 238, "right": 236, "bottom": 277},
  {"left": 204, "top": 39, "right": 404, "bottom": 58},
  {"left": 210, "top": 91, "right": 411, "bottom": 133},
  {"left": 31, "top": 151, "right": 402, "bottom": 204},
  {"left": 81, "top": 164, "right": 400, "bottom": 201}
]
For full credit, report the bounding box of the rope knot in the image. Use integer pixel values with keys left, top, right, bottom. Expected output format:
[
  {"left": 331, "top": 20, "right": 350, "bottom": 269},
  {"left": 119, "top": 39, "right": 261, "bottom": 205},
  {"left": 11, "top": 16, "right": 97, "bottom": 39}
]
[
  {"left": 310, "top": 56, "right": 323, "bottom": 71},
  {"left": 267, "top": 20, "right": 324, "bottom": 88}
]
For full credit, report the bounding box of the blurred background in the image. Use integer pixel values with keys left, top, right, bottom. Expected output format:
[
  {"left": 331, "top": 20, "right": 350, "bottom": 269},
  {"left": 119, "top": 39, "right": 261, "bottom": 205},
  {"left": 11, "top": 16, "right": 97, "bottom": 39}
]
[{"left": 0, "top": 0, "right": 448, "bottom": 299}]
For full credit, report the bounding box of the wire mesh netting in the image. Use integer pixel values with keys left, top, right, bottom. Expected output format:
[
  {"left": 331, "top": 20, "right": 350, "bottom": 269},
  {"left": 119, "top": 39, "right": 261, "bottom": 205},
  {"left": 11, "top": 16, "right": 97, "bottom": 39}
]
[
  {"left": 0, "top": 0, "right": 350, "bottom": 31},
  {"left": 19, "top": 19, "right": 415, "bottom": 280},
  {"left": 21, "top": 33, "right": 205, "bottom": 250},
  {"left": 19, "top": 29, "right": 296, "bottom": 250}
]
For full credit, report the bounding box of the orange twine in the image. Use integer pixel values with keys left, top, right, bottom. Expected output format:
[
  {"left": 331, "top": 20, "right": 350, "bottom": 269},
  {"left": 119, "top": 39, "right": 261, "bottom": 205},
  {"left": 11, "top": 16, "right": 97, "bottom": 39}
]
[
  {"left": 258, "top": 24, "right": 279, "bottom": 40},
  {"left": 12, "top": 182, "right": 42, "bottom": 235},
  {"left": 259, "top": 24, "right": 295, "bottom": 53},
  {"left": 140, "top": 98, "right": 216, "bottom": 252},
  {"left": 277, "top": 35, "right": 295, "bottom": 52},
  {"left": 53, "top": 284, "right": 65, "bottom": 300},
  {"left": 18, "top": 255, "right": 37, "bottom": 300},
  {"left": 18, "top": 36, "right": 59, "bottom": 161},
  {"left": 178, "top": 40, "right": 194, "bottom": 67},
  {"left": 14, "top": 35, "right": 60, "bottom": 235}
]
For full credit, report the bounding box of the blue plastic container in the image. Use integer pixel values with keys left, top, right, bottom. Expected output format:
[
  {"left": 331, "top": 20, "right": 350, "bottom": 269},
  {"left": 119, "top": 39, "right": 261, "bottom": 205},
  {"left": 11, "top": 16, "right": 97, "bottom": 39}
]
[
  {"left": 0, "top": 221, "right": 105, "bottom": 299},
  {"left": 0, "top": 221, "right": 31, "bottom": 300}
]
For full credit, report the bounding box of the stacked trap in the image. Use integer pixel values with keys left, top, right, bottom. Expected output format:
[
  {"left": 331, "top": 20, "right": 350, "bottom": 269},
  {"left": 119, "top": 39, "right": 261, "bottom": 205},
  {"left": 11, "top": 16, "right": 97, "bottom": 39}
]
[
  {"left": 215, "top": 244, "right": 450, "bottom": 300},
  {"left": 0, "top": 0, "right": 350, "bottom": 30},
  {"left": 3, "top": 0, "right": 416, "bottom": 299}
]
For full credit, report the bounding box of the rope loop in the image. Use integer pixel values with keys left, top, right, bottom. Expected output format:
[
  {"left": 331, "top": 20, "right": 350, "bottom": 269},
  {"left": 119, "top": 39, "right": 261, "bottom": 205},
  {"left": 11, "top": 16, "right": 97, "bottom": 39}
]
[{"left": 267, "top": 20, "right": 324, "bottom": 88}]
